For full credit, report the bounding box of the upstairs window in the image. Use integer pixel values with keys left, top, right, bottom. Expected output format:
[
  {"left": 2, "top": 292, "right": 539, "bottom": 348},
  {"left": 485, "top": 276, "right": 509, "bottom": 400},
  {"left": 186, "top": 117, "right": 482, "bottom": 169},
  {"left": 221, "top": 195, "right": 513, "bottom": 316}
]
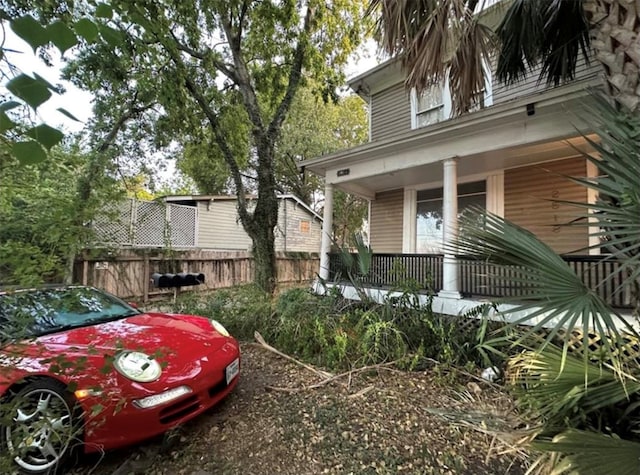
[
  {"left": 411, "top": 83, "right": 451, "bottom": 128},
  {"left": 411, "top": 63, "right": 493, "bottom": 129}
]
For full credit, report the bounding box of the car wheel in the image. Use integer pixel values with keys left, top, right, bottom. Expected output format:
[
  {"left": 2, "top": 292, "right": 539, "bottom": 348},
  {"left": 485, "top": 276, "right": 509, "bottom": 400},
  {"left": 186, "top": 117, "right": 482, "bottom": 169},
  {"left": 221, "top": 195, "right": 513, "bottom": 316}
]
[{"left": 0, "top": 379, "right": 81, "bottom": 474}]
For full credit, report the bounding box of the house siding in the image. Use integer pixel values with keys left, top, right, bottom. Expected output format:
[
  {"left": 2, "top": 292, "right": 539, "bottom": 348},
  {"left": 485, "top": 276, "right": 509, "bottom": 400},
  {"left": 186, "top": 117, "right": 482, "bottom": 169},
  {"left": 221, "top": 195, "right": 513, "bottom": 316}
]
[
  {"left": 370, "top": 189, "right": 404, "bottom": 253},
  {"left": 367, "top": 57, "right": 599, "bottom": 143},
  {"left": 370, "top": 82, "right": 412, "bottom": 142},
  {"left": 196, "top": 201, "right": 253, "bottom": 250},
  {"left": 491, "top": 55, "right": 599, "bottom": 105},
  {"left": 504, "top": 157, "right": 588, "bottom": 254},
  {"left": 275, "top": 200, "right": 322, "bottom": 253}
]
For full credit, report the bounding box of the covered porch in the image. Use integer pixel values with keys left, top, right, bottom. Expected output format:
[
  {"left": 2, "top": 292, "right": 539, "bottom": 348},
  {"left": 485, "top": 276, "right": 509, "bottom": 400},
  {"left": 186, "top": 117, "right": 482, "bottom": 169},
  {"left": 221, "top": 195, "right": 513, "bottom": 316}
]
[{"left": 302, "top": 89, "right": 618, "bottom": 315}]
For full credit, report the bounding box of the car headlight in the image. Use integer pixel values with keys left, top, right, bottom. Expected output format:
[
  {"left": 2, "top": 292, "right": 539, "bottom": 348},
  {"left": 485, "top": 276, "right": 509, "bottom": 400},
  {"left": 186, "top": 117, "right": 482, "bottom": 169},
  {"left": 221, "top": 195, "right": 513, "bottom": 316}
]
[
  {"left": 113, "top": 351, "right": 162, "bottom": 383},
  {"left": 210, "top": 319, "right": 230, "bottom": 337}
]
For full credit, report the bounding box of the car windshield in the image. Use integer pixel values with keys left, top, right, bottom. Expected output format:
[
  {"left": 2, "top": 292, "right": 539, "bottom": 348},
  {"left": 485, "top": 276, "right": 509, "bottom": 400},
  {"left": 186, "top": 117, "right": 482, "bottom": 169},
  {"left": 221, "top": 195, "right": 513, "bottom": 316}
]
[{"left": 0, "top": 287, "right": 141, "bottom": 338}]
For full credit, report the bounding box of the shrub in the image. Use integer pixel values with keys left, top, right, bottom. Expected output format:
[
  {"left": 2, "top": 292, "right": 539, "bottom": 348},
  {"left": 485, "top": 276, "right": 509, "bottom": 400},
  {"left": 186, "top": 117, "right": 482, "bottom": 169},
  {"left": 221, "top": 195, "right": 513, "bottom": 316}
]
[
  {"left": 174, "top": 284, "right": 273, "bottom": 340},
  {"left": 171, "top": 284, "right": 498, "bottom": 373}
]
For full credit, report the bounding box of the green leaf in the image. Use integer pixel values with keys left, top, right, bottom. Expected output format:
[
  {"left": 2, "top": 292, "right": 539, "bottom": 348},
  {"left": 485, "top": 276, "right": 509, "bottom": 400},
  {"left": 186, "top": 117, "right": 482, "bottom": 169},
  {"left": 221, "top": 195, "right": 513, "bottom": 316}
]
[
  {"left": 6, "top": 74, "right": 52, "bottom": 110},
  {"left": 25, "top": 124, "right": 64, "bottom": 150},
  {"left": 534, "top": 429, "right": 640, "bottom": 475},
  {"left": 99, "top": 24, "right": 124, "bottom": 47},
  {"left": 47, "top": 21, "right": 77, "bottom": 55},
  {"left": 0, "top": 101, "right": 21, "bottom": 111},
  {"left": 0, "top": 111, "right": 17, "bottom": 132},
  {"left": 90, "top": 403, "right": 105, "bottom": 417},
  {"left": 32, "top": 73, "right": 57, "bottom": 92},
  {"left": 12, "top": 141, "right": 47, "bottom": 164},
  {"left": 74, "top": 18, "right": 99, "bottom": 43},
  {"left": 57, "top": 107, "right": 81, "bottom": 122},
  {"left": 95, "top": 3, "right": 113, "bottom": 19},
  {"left": 10, "top": 15, "right": 49, "bottom": 52}
]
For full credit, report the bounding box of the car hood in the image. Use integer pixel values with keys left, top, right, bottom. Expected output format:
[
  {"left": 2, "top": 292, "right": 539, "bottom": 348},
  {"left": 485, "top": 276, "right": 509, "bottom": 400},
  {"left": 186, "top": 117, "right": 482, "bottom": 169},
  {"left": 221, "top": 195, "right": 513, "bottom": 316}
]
[{"left": 35, "top": 312, "right": 229, "bottom": 358}]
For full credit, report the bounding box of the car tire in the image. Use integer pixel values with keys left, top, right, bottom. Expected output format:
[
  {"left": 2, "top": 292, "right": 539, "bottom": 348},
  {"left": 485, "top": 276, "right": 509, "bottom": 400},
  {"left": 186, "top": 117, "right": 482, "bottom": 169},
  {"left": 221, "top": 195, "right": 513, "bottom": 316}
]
[{"left": 0, "top": 379, "right": 82, "bottom": 475}]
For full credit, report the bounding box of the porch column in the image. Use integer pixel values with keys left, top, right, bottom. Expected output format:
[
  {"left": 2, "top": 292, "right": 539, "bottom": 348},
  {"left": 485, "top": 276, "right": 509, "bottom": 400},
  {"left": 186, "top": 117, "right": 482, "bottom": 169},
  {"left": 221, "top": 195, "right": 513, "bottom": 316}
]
[
  {"left": 438, "top": 158, "right": 461, "bottom": 299},
  {"left": 318, "top": 182, "right": 335, "bottom": 282}
]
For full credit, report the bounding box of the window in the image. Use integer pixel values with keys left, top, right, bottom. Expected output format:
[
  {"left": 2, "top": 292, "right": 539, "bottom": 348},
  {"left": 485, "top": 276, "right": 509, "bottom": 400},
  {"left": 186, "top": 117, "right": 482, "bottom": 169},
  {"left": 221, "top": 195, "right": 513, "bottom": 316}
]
[
  {"left": 411, "top": 63, "right": 493, "bottom": 129},
  {"left": 299, "top": 220, "right": 310, "bottom": 233},
  {"left": 414, "top": 84, "right": 449, "bottom": 127},
  {"left": 416, "top": 181, "right": 486, "bottom": 253},
  {"left": 412, "top": 83, "right": 451, "bottom": 129}
]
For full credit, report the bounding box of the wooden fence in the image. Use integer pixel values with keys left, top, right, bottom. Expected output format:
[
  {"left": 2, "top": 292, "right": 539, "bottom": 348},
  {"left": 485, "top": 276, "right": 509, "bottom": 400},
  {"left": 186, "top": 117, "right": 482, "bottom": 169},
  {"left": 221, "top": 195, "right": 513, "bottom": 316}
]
[{"left": 75, "top": 249, "right": 319, "bottom": 301}]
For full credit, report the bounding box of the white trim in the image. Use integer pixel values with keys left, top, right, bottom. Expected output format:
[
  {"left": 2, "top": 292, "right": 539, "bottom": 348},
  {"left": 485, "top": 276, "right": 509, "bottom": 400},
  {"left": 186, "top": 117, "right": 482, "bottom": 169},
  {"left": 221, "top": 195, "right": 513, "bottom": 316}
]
[
  {"left": 315, "top": 283, "right": 637, "bottom": 331},
  {"left": 368, "top": 93, "right": 373, "bottom": 142},
  {"left": 486, "top": 172, "right": 504, "bottom": 216},
  {"left": 586, "top": 159, "right": 600, "bottom": 255},
  {"left": 411, "top": 85, "right": 451, "bottom": 130},
  {"left": 412, "top": 171, "right": 492, "bottom": 195},
  {"left": 410, "top": 65, "right": 490, "bottom": 131},
  {"left": 402, "top": 188, "right": 417, "bottom": 252},
  {"left": 439, "top": 158, "right": 461, "bottom": 298},
  {"left": 367, "top": 200, "right": 372, "bottom": 246},
  {"left": 410, "top": 89, "right": 418, "bottom": 129},
  {"left": 442, "top": 79, "right": 452, "bottom": 118},
  {"left": 482, "top": 59, "right": 494, "bottom": 108},
  {"left": 318, "top": 184, "right": 334, "bottom": 281}
]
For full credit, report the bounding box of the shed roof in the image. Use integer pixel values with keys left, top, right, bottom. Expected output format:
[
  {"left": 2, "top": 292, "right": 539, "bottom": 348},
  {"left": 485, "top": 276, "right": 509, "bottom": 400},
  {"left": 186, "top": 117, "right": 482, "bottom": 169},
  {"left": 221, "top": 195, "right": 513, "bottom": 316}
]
[{"left": 160, "top": 194, "right": 322, "bottom": 222}]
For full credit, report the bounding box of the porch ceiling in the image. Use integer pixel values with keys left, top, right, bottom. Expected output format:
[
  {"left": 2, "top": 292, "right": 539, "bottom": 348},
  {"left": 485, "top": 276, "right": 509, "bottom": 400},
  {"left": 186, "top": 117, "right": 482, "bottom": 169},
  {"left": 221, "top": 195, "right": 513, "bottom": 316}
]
[{"left": 336, "top": 135, "right": 597, "bottom": 197}]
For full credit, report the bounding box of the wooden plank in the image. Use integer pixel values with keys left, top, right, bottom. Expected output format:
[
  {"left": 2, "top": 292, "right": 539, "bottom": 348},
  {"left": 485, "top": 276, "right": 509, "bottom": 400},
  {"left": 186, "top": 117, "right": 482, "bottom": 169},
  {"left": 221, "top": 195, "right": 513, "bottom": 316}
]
[
  {"left": 504, "top": 157, "right": 588, "bottom": 254},
  {"left": 370, "top": 189, "right": 404, "bottom": 253},
  {"left": 75, "top": 250, "right": 319, "bottom": 299}
]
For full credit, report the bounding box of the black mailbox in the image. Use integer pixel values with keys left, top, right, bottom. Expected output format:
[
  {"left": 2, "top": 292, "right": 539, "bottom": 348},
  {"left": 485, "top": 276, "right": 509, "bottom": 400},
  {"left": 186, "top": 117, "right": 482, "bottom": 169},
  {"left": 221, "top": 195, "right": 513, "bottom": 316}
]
[{"left": 151, "top": 272, "right": 205, "bottom": 288}]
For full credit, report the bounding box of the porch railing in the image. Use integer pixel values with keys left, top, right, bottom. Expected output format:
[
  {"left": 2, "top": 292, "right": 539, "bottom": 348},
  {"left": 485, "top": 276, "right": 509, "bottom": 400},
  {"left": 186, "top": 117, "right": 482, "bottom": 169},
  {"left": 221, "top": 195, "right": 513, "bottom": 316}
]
[{"left": 328, "top": 253, "right": 634, "bottom": 309}]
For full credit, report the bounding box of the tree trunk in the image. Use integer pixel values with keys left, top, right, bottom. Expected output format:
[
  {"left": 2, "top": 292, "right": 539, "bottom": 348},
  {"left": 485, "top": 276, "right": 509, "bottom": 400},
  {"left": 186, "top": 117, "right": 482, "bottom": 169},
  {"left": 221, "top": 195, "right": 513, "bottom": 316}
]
[
  {"left": 589, "top": 0, "right": 640, "bottom": 112},
  {"left": 246, "top": 140, "right": 280, "bottom": 294},
  {"left": 252, "top": 220, "right": 278, "bottom": 294}
]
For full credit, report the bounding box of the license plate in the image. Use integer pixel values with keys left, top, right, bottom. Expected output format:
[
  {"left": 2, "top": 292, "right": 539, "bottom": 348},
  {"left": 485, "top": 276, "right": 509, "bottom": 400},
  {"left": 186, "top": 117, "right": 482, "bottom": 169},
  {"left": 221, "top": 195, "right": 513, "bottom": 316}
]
[{"left": 225, "top": 358, "right": 239, "bottom": 385}]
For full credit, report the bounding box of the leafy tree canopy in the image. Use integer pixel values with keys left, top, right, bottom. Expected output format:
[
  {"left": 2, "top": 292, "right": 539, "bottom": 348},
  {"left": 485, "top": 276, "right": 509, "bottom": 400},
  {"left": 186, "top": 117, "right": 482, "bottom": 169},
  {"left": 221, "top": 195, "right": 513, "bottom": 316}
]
[{"left": 55, "top": 0, "right": 371, "bottom": 292}]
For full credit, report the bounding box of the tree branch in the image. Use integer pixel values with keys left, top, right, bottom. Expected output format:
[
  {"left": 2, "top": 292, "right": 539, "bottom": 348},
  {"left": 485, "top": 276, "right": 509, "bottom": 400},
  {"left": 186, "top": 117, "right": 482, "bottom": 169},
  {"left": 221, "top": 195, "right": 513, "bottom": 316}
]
[
  {"left": 95, "top": 92, "right": 153, "bottom": 153},
  {"left": 161, "top": 41, "right": 253, "bottom": 228},
  {"left": 221, "top": 15, "right": 265, "bottom": 136},
  {"left": 169, "top": 29, "right": 239, "bottom": 83},
  {"left": 267, "top": 5, "right": 315, "bottom": 139}
]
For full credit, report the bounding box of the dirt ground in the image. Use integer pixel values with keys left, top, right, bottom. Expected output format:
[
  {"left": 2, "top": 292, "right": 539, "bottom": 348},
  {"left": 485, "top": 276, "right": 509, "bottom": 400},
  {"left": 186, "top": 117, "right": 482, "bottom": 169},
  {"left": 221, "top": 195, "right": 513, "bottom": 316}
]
[{"left": 74, "top": 344, "right": 528, "bottom": 475}]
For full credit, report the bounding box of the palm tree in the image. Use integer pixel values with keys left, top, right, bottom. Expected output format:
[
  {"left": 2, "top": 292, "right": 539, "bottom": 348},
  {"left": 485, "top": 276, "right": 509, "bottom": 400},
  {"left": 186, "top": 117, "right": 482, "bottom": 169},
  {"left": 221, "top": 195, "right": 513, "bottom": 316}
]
[{"left": 369, "top": 0, "right": 640, "bottom": 113}]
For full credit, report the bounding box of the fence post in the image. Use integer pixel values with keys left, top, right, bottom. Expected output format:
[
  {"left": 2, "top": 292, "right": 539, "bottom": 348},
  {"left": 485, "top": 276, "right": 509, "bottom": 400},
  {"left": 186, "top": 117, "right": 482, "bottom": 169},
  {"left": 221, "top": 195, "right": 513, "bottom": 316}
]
[
  {"left": 82, "top": 257, "right": 89, "bottom": 286},
  {"left": 143, "top": 253, "right": 150, "bottom": 303}
]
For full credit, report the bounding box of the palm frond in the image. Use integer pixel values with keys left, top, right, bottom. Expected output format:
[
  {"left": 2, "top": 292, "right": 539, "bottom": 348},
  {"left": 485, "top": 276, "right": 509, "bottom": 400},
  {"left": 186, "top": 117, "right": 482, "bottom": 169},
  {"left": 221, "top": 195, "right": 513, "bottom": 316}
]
[
  {"left": 454, "top": 208, "right": 636, "bottom": 347},
  {"left": 368, "top": 0, "right": 495, "bottom": 113},
  {"left": 509, "top": 345, "right": 640, "bottom": 425},
  {"left": 533, "top": 429, "right": 640, "bottom": 475},
  {"left": 497, "top": 0, "right": 591, "bottom": 86},
  {"left": 495, "top": 0, "right": 545, "bottom": 83},
  {"left": 448, "top": 15, "right": 495, "bottom": 115},
  {"left": 550, "top": 95, "right": 640, "bottom": 300}
]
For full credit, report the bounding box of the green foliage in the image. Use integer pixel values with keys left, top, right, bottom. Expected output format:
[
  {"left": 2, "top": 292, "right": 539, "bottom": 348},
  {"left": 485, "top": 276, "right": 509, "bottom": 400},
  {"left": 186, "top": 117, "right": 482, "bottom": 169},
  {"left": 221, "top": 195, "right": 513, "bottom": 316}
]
[
  {"left": 54, "top": 0, "right": 371, "bottom": 293},
  {"left": 173, "top": 283, "right": 492, "bottom": 372},
  {"left": 0, "top": 145, "right": 119, "bottom": 285},
  {"left": 533, "top": 429, "right": 640, "bottom": 475},
  {"left": 1, "top": 10, "right": 101, "bottom": 164},
  {"left": 275, "top": 88, "right": 368, "bottom": 201},
  {"left": 173, "top": 285, "right": 273, "bottom": 340}
]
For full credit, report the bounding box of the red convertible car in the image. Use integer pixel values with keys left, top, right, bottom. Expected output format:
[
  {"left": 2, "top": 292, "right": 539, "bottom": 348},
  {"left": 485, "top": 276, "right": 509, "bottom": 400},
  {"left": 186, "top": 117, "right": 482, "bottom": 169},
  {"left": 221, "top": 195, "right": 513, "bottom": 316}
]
[{"left": 0, "top": 285, "right": 240, "bottom": 474}]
